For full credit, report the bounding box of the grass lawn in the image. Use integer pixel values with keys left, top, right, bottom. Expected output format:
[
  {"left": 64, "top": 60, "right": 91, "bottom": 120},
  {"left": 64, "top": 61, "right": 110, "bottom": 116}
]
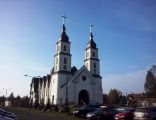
[{"left": 4, "top": 107, "right": 84, "bottom": 120}]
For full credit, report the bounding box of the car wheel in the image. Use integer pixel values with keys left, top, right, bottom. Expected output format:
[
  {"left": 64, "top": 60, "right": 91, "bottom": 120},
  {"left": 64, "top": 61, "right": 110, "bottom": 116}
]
[{"left": 96, "top": 115, "right": 100, "bottom": 120}]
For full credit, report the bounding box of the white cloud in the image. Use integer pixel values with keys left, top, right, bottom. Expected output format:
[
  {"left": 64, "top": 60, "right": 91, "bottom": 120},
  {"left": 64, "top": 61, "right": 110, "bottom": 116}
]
[{"left": 102, "top": 68, "right": 148, "bottom": 94}]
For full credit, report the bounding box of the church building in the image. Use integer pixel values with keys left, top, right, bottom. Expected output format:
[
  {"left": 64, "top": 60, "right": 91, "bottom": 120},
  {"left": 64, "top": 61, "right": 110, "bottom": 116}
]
[{"left": 30, "top": 16, "right": 103, "bottom": 105}]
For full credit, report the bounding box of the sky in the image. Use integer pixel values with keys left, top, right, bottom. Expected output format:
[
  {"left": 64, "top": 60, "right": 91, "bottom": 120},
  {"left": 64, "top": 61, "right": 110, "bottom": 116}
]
[{"left": 0, "top": 0, "right": 156, "bottom": 97}]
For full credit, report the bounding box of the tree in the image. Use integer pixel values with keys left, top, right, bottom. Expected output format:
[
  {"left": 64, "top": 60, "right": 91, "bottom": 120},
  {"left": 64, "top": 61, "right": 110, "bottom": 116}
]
[
  {"left": 8, "top": 92, "right": 14, "bottom": 101},
  {"left": 144, "top": 70, "right": 156, "bottom": 97},
  {"left": 107, "top": 89, "right": 121, "bottom": 104}
]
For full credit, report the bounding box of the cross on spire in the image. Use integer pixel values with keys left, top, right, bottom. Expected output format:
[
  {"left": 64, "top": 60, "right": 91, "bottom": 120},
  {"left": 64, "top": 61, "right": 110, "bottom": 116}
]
[
  {"left": 62, "top": 14, "right": 67, "bottom": 25},
  {"left": 89, "top": 24, "right": 93, "bottom": 33}
]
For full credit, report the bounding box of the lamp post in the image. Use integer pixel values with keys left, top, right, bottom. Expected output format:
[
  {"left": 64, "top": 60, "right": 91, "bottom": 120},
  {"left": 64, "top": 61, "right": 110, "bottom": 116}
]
[
  {"left": 65, "top": 73, "right": 69, "bottom": 112},
  {"left": 24, "top": 74, "right": 41, "bottom": 110},
  {"left": 24, "top": 74, "right": 41, "bottom": 78},
  {"left": 2, "top": 88, "right": 11, "bottom": 98}
]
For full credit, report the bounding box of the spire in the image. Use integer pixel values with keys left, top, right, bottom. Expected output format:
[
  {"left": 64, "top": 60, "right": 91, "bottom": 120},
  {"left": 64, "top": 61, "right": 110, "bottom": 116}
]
[
  {"left": 87, "top": 23, "right": 96, "bottom": 49},
  {"left": 89, "top": 24, "right": 93, "bottom": 39},
  {"left": 62, "top": 14, "right": 66, "bottom": 33},
  {"left": 59, "top": 14, "right": 69, "bottom": 42}
]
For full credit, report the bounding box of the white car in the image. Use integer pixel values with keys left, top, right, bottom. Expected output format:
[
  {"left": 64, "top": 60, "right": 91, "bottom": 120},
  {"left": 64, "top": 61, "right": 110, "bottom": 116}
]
[{"left": 134, "top": 107, "right": 156, "bottom": 120}]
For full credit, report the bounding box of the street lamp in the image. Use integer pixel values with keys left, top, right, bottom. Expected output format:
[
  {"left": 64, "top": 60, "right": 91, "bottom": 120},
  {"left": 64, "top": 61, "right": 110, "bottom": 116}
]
[
  {"left": 24, "top": 74, "right": 41, "bottom": 78},
  {"left": 2, "top": 88, "right": 11, "bottom": 98},
  {"left": 65, "top": 73, "right": 69, "bottom": 112}
]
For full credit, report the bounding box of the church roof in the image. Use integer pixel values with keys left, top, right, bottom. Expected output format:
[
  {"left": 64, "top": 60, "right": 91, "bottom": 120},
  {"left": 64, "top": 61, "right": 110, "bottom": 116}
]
[
  {"left": 47, "top": 74, "right": 51, "bottom": 87},
  {"left": 87, "top": 32, "right": 97, "bottom": 49},
  {"left": 58, "top": 24, "right": 69, "bottom": 43},
  {"left": 71, "top": 66, "right": 78, "bottom": 75},
  {"left": 31, "top": 77, "right": 39, "bottom": 93}
]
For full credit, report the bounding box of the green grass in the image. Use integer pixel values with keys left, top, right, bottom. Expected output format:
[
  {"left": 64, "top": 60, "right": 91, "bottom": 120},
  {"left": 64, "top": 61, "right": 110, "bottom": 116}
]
[{"left": 4, "top": 107, "right": 85, "bottom": 120}]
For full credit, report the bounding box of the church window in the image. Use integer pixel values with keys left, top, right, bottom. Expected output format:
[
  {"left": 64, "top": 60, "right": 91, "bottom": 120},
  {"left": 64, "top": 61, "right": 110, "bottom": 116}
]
[
  {"left": 93, "top": 51, "right": 95, "bottom": 57},
  {"left": 55, "top": 66, "right": 57, "bottom": 71},
  {"left": 93, "top": 62, "right": 96, "bottom": 68},
  {"left": 63, "top": 45, "right": 67, "bottom": 51},
  {"left": 87, "top": 52, "right": 89, "bottom": 58},
  {"left": 56, "top": 58, "right": 58, "bottom": 64},
  {"left": 64, "top": 57, "right": 67, "bottom": 64},
  {"left": 82, "top": 75, "right": 86, "bottom": 81},
  {"left": 52, "top": 95, "right": 54, "bottom": 104},
  {"left": 63, "top": 65, "right": 67, "bottom": 70},
  {"left": 58, "top": 46, "right": 60, "bottom": 52}
]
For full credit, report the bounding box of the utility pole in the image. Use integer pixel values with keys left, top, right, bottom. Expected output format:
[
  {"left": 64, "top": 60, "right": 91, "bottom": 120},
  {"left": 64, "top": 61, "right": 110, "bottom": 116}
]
[
  {"left": 2, "top": 88, "right": 11, "bottom": 98},
  {"left": 65, "top": 73, "right": 68, "bottom": 112}
]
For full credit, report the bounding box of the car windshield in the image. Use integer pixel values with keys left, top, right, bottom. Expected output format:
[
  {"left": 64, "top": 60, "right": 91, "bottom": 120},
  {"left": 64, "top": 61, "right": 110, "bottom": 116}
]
[
  {"left": 135, "top": 108, "right": 147, "bottom": 112},
  {"left": 123, "top": 108, "right": 135, "bottom": 113},
  {"left": 80, "top": 105, "right": 88, "bottom": 110},
  {"left": 94, "top": 108, "right": 103, "bottom": 113}
]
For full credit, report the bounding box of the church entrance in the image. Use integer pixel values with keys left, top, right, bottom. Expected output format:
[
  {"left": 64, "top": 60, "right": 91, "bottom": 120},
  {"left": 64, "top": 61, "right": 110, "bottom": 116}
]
[{"left": 78, "top": 90, "right": 89, "bottom": 105}]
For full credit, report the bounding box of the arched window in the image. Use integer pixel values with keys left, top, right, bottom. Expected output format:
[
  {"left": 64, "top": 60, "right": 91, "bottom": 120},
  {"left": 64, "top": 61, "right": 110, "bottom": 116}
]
[
  {"left": 63, "top": 45, "right": 67, "bottom": 51},
  {"left": 52, "top": 95, "right": 54, "bottom": 104},
  {"left": 64, "top": 58, "right": 67, "bottom": 64},
  {"left": 93, "top": 62, "right": 96, "bottom": 68},
  {"left": 58, "top": 46, "right": 60, "bottom": 52},
  {"left": 93, "top": 51, "right": 95, "bottom": 57},
  {"left": 56, "top": 58, "right": 58, "bottom": 64},
  {"left": 87, "top": 52, "right": 89, "bottom": 58}
]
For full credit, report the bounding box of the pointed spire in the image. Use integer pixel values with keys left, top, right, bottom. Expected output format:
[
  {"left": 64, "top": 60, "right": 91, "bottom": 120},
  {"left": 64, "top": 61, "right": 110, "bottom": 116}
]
[
  {"left": 59, "top": 14, "right": 69, "bottom": 42},
  {"left": 62, "top": 14, "right": 66, "bottom": 25},
  {"left": 62, "top": 14, "right": 67, "bottom": 33},
  {"left": 89, "top": 24, "right": 93, "bottom": 39},
  {"left": 87, "top": 23, "right": 97, "bottom": 49}
]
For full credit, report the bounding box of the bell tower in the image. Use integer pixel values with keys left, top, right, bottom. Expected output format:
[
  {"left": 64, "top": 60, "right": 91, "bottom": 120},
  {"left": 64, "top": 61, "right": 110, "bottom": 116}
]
[
  {"left": 84, "top": 24, "right": 100, "bottom": 76},
  {"left": 54, "top": 15, "right": 71, "bottom": 73}
]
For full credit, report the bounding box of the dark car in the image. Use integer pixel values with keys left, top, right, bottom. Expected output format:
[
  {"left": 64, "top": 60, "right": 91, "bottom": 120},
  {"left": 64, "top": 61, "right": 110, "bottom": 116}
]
[
  {"left": 73, "top": 104, "right": 100, "bottom": 118},
  {"left": 0, "top": 109, "right": 17, "bottom": 120},
  {"left": 86, "top": 106, "right": 119, "bottom": 120},
  {"left": 114, "top": 107, "right": 135, "bottom": 120},
  {"left": 133, "top": 107, "right": 156, "bottom": 120}
]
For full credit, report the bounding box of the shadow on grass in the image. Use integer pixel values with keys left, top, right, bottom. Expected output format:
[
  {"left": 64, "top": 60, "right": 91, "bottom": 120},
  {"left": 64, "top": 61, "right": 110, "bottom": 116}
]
[{"left": 4, "top": 107, "right": 85, "bottom": 120}]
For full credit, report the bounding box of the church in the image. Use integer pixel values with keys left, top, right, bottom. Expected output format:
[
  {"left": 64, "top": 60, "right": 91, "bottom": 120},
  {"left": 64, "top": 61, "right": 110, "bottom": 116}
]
[{"left": 30, "top": 16, "right": 103, "bottom": 106}]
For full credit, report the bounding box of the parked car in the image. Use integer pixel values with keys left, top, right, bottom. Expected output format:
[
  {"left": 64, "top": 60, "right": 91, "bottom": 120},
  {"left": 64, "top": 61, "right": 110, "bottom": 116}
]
[
  {"left": 86, "top": 106, "right": 119, "bottom": 120},
  {"left": 0, "top": 109, "right": 17, "bottom": 120},
  {"left": 133, "top": 107, "right": 156, "bottom": 120},
  {"left": 114, "top": 107, "right": 135, "bottom": 120},
  {"left": 73, "top": 104, "right": 100, "bottom": 118},
  {"left": 0, "top": 115, "right": 15, "bottom": 120}
]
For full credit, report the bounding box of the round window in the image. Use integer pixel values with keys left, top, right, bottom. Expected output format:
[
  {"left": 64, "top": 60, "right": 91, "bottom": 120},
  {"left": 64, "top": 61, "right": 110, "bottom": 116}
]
[{"left": 82, "top": 75, "right": 86, "bottom": 81}]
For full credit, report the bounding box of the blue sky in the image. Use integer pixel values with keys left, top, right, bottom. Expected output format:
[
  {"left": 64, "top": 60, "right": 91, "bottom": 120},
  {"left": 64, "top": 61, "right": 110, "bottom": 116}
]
[{"left": 0, "top": 0, "right": 156, "bottom": 97}]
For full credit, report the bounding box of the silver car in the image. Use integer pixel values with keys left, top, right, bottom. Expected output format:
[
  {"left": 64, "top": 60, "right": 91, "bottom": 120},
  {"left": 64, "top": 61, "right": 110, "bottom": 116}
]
[{"left": 133, "top": 107, "right": 156, "bottom": 120}]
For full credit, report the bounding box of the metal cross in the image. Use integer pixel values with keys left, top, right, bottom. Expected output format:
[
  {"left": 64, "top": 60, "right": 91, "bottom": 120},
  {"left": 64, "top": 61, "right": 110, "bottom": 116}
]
[
  {"left": 89, "top": 23, "right": 93, "bottom": 33},
  {"left": 62, "top": 14, "right": 67, "bottom": 24}
]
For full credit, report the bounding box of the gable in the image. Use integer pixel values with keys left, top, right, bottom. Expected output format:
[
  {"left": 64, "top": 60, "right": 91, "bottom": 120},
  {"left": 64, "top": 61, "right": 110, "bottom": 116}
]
[{"left": 70, "top": 65, "right": 95, "bottom": 84}]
